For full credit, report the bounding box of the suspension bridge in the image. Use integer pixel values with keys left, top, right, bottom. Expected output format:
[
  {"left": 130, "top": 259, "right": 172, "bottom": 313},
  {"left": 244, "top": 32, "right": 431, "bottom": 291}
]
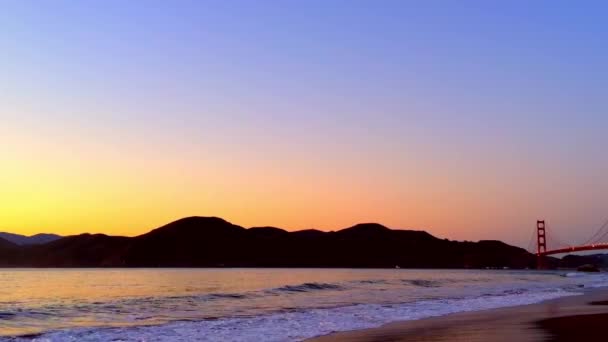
[{"left": 530, "top": 219, "right": 608, "bottom": 269}]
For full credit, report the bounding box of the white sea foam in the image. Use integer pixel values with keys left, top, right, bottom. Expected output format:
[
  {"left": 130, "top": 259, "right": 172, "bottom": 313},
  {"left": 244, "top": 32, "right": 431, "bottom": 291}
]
[
  {"left": 562, "top": 272, "right": 608, "bottom": 287},
  {"left": 564, "top": 272, "right": 586, "bottom": 277},
  {"left": 3, "top": 269, "right": 608, "bottom": 341},
  {"left": 19, "top": 288, "right": 580, "bottom": 342}
]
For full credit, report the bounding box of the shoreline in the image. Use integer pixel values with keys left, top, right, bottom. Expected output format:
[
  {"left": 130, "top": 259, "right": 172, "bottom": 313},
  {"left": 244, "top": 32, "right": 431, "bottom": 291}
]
[
  {"left": 308, "top": 287, "right": 608, "bottom": 341},
  {"left": 2, "top": 269, "right": 604, "bottom": 341}
]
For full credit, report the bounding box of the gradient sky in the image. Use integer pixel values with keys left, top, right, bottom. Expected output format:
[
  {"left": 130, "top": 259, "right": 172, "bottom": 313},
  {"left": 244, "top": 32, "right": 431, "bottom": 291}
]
[{"left": 1, "top": 1, "right": 607, "bottom": 249}]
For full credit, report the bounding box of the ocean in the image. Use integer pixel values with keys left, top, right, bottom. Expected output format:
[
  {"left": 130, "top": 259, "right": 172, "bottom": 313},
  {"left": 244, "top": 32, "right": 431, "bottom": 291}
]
[{"left": 0, "top": 268, "right": 604, "bottom": 341}]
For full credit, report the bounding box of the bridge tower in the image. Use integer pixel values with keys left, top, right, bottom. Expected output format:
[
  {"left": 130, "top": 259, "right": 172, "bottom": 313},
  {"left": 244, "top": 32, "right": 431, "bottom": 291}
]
[{"left": 537, "top": 220, "right": 547, "bottom": 269}]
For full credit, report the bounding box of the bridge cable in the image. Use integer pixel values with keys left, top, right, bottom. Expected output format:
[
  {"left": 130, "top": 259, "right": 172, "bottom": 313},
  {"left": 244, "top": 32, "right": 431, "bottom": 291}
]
[
  {"left": 582, "top": 218, "right": 608, "bottom": 246},
  {"left": 546, "top": 226, "right": 571, "bottom": 249},
  {"left": 582, "top": 218, "right": 608, "bottom": 245},
  {"left": 526, "top": 225, "right": 538, "bottom": 253},
  {"left": 588, "top": 222, "right": 608, "bottom": 246}
]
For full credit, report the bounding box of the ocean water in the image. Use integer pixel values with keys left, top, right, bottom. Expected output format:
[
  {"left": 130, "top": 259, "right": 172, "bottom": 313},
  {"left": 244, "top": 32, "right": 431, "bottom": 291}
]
[{"left": 0, "top": 268, "right": 605, "bottom": 341}]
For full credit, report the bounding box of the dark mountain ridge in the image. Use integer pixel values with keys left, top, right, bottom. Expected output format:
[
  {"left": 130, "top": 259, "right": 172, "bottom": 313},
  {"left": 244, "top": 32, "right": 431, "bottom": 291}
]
[
  {"left": 0, "top": 232, "right": 62, "bottom": 245},
  {"left": 0, "top": 217, "right": 539, "bottom": 268},
  {"left": 559, "top": 253, "right": 608, "bottom": 269}
]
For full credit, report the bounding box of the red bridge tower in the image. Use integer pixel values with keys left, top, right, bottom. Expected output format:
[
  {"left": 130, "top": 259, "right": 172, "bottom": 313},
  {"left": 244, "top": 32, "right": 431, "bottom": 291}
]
[{"left": 537, "top": 220, "right": 547, "bottom": 269}]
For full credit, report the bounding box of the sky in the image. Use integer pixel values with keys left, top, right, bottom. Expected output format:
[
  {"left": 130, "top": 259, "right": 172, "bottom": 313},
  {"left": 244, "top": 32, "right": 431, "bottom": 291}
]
[{"left": 1, "top": 1, "right": 607, "bottom": 249}]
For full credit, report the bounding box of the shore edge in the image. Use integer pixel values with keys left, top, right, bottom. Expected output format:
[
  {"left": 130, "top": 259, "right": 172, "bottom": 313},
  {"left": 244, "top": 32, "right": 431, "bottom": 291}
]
[{"left": 308, "top": 287, "right": 608, "bottom": 341}]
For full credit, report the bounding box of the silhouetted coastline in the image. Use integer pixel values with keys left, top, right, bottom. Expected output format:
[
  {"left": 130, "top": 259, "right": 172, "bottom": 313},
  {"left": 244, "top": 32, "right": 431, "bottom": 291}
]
[{"left": 0, "top": 216, "right": 542, "bottom": 268}]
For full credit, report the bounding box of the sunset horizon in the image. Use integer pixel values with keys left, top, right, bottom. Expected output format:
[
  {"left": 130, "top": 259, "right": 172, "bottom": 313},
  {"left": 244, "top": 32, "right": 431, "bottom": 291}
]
[
  {"left": 2, "top": 1, "right": 608, "bottom": 341},
  {"left": 3, "top": 2, "right": 607, "bottom": 251}
]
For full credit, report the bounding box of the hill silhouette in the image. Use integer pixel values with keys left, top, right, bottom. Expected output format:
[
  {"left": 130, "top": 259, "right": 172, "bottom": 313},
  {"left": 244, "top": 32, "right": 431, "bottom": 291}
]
[
  {"left": 0, "top": 232, "right": 61, "bottom": 245},
  {"left": 0, "top": 217, "right": 540, "bottom": 268}
]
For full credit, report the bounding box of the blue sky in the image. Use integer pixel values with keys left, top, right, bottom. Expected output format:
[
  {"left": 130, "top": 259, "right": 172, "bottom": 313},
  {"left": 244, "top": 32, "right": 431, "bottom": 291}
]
[{"left": 1, "top": 1, "right": 607, "bottom": 249}]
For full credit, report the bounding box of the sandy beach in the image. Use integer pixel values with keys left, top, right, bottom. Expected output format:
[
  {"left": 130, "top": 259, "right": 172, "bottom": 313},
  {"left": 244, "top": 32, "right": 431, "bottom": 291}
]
[{"left": 309, "top": 287, "right": 608, "bottom": 342}]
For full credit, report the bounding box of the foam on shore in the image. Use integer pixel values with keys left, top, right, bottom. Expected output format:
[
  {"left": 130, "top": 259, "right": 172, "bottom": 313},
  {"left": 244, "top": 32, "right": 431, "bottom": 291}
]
[{"left": 10, "top": 288, "right": 579, "bottom": 342}]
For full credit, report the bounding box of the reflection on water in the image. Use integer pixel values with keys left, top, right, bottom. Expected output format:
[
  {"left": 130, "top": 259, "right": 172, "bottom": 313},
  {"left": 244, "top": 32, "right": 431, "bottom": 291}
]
[{"left": 0, "top": 268, "right": 597, "bottom": 339}]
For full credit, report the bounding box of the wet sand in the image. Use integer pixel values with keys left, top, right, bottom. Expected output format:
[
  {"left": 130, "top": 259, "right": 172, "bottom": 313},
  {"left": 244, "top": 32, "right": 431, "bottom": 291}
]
[{"left": 309, "top": 288, "right": 608, "bottom": 342}]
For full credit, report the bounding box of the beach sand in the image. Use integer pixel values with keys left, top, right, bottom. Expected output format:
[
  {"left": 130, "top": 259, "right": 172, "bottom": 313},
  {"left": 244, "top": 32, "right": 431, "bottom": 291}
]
[{"left": 309, "top": 288, "right": 608, "bottom": 342}]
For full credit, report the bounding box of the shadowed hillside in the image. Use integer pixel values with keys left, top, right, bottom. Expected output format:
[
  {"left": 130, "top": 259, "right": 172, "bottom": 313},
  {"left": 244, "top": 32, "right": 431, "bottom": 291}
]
[
  {"left": 0, "top": 217, "right": 538, "bottom": 268},
  {"left": 0, "top": 232, "right": 61, "bottom": 245}
]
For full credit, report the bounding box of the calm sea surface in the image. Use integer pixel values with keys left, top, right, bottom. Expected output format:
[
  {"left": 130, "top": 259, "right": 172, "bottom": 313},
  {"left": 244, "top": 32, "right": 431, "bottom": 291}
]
[{"left": 0, "top": 268, "right": 604, "bottom": 341}]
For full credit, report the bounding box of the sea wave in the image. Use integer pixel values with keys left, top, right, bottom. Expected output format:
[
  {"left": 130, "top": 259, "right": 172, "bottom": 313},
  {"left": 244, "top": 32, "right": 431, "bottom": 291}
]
[
  {"left": 271, "top": 282, "right": 344, "bottom": 293},
  {"left": 4, "top": 269, "right": 608, "bottom": 341},
  {"left": 402, "top": 279, "right": 442, "bottom": 288},
  {"left": 5, "top": 288, "right": 580, "bottom": 342},
  {"left": 563, "top": 272, "right": 586, "bottom": 278},
  {"left": 351, "top": 279, "right": 388, "bottom": 285}
]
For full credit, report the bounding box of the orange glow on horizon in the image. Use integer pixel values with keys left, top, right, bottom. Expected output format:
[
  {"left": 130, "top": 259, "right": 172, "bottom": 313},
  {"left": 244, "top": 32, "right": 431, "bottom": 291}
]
[{"left": 1, "top": 121, "right": 603, "bottom": 251}]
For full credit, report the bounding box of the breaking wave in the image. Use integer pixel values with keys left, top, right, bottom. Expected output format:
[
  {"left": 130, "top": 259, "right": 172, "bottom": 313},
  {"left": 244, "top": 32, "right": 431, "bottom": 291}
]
[
  {"left": 402, "top": 279, "right": 443, "bottom": 287},
  {"left": 271, "top": 282, "right": 344, "bottom": 293},
  {"left": 3, "top": 269, "right": 608, "bottom": 341}
]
